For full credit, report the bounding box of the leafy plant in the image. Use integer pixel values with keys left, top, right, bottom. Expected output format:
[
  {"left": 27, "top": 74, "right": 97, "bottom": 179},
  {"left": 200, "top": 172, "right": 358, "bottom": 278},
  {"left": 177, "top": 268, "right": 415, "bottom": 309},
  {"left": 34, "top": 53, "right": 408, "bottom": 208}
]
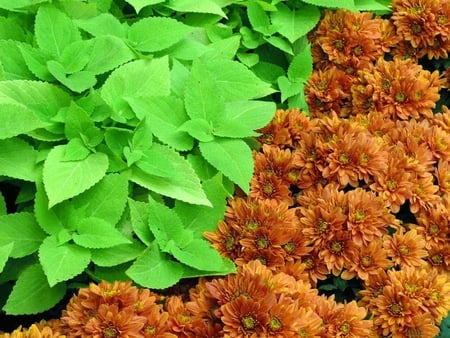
[{"left": 0, "top": 0, "right": 390, "bottom": 316}]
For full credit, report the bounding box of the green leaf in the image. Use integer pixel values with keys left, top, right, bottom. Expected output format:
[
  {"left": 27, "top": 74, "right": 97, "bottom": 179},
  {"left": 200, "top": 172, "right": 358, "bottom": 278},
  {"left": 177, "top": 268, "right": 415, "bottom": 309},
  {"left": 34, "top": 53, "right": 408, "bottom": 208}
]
[
  {"left": 0, "top": 103, "right": 48, "bottom": 139},
  {"left": 101, "top": 57, "right": 170, "bottom": 122},
  {"left": 3, "top": 264, "right": 66, "bottom": 315},
  {"left": 0, "top": 0, "right": 48, "bottom": 10},
  {"left": 125, "top": 0, "right": 165, "bottom": 13},
  {"left": 148, "top": 198, "right": 191, "bottom": 250},
  {"left": 127, "top": 96, "right": 193, "bottom": 151},
  {"left": 355, "top": 0, "right": 391, "bottom": 12},
  {"left": 126, "top": 243, "right": 184, "bottom": 289},
  {"left": 166, "top": 238, "right": 230, "bottom": 271},
  {"left": 105, "top": 127, "right": 133, "bottom": 158},
  {"left": 75, "top": 13, "right": 128, "bottom": 38},
  {"left": 91, "top": 240, "right": 145, "bottom": 267},
  {"left": 0, "top": 80, "right": 71, "bottom": 122},
  {"left": 212, "top": 100, "right": 276, "bottom": 138},
  {"left": 184, "top": 59, "right": 225, "bottom": 121},
  {"left": 0, "top": 193, "right": 6, "bottom": 216},
  {"left": 205, "top": 58, "right": 275, "bottom": 101},
  {"left": 181, "top": 259, "right": 236, "bottom": 278},
  {"left": 175, "top": 174, "right": 229, "bottom": 235},
  {"left": 18, "top": 44, "right": 54, "bottom": 82},
  {"left": 247, "top": 1, "right": 271, "bottom": 35},
  {"left": 135, "top": 147, "right": 178, "bottom": 178},
  {"left": 34, "top": 182, "right": 65, "bottom": 236},
  {"left": 128, "top": 199, "right": 154, "bottom": 246},
  {"left": 85, "top": 35, "right": 135, "bottom": 75},
  {"left": 0, "top": 16, "right": 26, "bottom": 41},
  {"left": 35, "top": 4, "right": 81, "bottom": 58},
  {"left": 288, "top": 44, "right": 313, "bottom": 81},
  {"left": 128, "top": 17, "right": 194, "bottom": 53},
  {"left": 47, "top": 60, "right": 96, "bottom": 93},
  {"left": 43, "top": 145, "right": 109, "bottom": 207},
  {"left": 202, "top": 35, "right": 241, "bottom": 60},
  {"left": 0, "top": 138, "right": 38, "bottom": 181},
  {"left": 438, "top": 312, "right": 450, "bottom": 338},
  {"left": 64, "top": 101, "right": 96, "bottom": 140},
  {"left": 199, "top": 138, "right": 253, "bottom": 193},
  {"left": 300, "top": 0, "right": 356, "bottom": 10},
  {"left": 264, "top": 36, "right": 293, "bottom": 55},
  {"left": 130, "top": 143, "right": 211, "bottom": 206},
  {"left": 59, "top": 40, "right": 93, "bottom": 74},
  {"left": 0, "top": 212, "right": 46, "bottom": 258},
  {"left": 179, "top": 118, "right": 215, "bottom": 142},
  {"left": 39, "top": 236, "right": 91, "bottom": 287},
  {"left": 0, "top": 41, "right": 34, "bottom": 80},
  {"left": 0, "top": 243, "right": 13, "bottom": 274},
  {"left": 277, "top": 76, "right": 304, "bottom": 102},
  {"left": 166, "top": 0, "right": 226, "bottom": 17},
  {"left": 72, "top": 217, "right": 131, "bottom": 249},
  {"left": 63, "top": 138, "right": 91, "bottom": 161},
  {"left": 271, "top": 3, "right": 321, "bottom": 43},
  {"left": 187, "top": 154, "right": 218, "bottom": 181}
]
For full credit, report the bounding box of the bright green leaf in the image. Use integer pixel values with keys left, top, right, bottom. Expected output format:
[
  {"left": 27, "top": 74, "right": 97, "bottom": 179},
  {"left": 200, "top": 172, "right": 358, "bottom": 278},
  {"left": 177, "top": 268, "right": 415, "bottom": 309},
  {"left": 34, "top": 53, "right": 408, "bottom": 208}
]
[
  {"left": 247, "top": 1, "right": 271, "bottom": 34},
  {"left": 0, "top": 103, "right": 48, "bottom": 139},
  {"left": 128, "top": 199, "right": 154, "bottom": 246},
  {"left": 34, "top": 182, "right": 65, "bottom": 236},
  {"left": 264, "top": 36, "right": 293, "bottom": 55},
  {"left": 63, "top": 138, "right": 91, "bottom": 161},
  {"left": 59, "top": 40, "right": 93, "bottom": 74},
  {"left": 75, "top": 13, "right": 128, "bottom": 37},
  {"left": 300, "top": 0, "right": 356, "bottom": 10},
  {"left": 128, "top": 17, "right": 194, "bottom": 53},
  {"left": 179, "top": 118, "right": 215, "bottom": 142},
  {"left": 277, "top": 76, "right": 304, "bottom": 102},
  {"left": 0, "top": 212, "right": 46, "bottom": 258},
  {"left": 47, "top": 60, "right": 96, "bottom": 93},
  {"left": 288, "top": 44, "right": 313, "bottom": 81},
  {"left": 64, "top": 101, "right": 97, "bottom": 140},
  {"left": 35, "top": 4, "right": 81, "bottom": 58},
  {"left": 18, "top": 44, "right": 54, "bottom": 81},
  {"left": 39, "top": 236, "right": 91, "bottom": 286},
  {"left": 212, "top": 100, "right": 276, "bottom": 138},
  {"left": 166, "top": 0, "right": 226, "bottom": 17},
  {"left": 126, "top": 96, "right": 193, "bottom": 151},
  {"left": 132, "top": 119, "right": 153, "bottom": 151},
  {"left": 187, "top": 154, "right": 218, "bottom": 181},
  {"left": 0, "top": 41, "right": 34, "bottom": 80},
  {"left": 130, "top": 143, "right": 211, "bottom": 206},
  {"left": 3, "top": 264, "right": 66, "bottom": 315},
  {"left": 0, "top": 193, "right": 6, "bottom": 216},
  {"left": 355, "top": 0, "right": 390, "bottom": 12},
  {"left": 105, "top": 127, "right": 133, "bottom": 158},
  {"left": 199, "top": 138, "right": 253, "bottom": 193},
  {"left": 271, "top": 3, "right": 321, "bottom": 43},
  {"left": 126, "top": 243, "right": 184, "bottom": 289},
  {"left": 72, "top": 217, "right": 131, "bottom": 249},
  {"left": 0, "top": 138, "right": 38, "bottom": 181},
  {"left": 135, "top": 147, "right": 176, "bottom": 178},
  {"left": 0, "top": 243, "right": 13, "bottom": 274},
  {"left": 42, "top": 145, "right": 109, "bottom": 207},
  {"left": 91, "top": 240, "right": 145, "bottom": 267},
  {"left": 202, "top": 35, "right": 241, "bottom": 60},
  {"left": 125, "top": 0, "right": 165, "bottom": 13}
]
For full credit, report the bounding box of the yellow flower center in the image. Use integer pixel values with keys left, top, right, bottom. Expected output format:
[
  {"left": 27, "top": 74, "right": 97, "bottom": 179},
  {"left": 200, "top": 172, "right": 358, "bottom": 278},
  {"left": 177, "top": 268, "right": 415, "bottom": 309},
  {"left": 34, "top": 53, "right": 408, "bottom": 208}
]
[
  {"left": 298, "top": 328, "right": 307, "bottom": 337},
  {"left": 431, "top": 253, "right": 444, "bottom": 266},
  {"left": 353, "top": 209, "right": 366, "bottom": 222},
  {"left": 387, "top": 179, "right": 397, "bottom": 191},
  {"left": 256, "top": 237, "right": 269, "bottom": 249},
  {"left": 335, "top": 39, "right": 345, "bottom": 50},
  {"left": 145, "top": 326, "right": 156, "bottom": 335},
  {"left": 263, "top": 182, "right": 274, "bottom": 196},
  {"left": 411, "top": 22, "right": 422, "bottom": 34},
  {"left": 388, "top": 303, "right": 403, "bottom": 316},
  {"left": 395, "top": 92, "right": 406, "bottom": 103},
  {"left": 316, "top": 219, "right": 329, "bottom": 233},
  {"left": 398, "top": 244, "right": 410, "bottom": 255},
  {"left": 282, "top": 242, "right": 295, "bottom": 254},
  {"left": 331, "top": 241, "right": 343, "bottom": 254},
  {"left": 101, "top": 290, "right": 119, "bottom": 298},
  {"left": 340, "top": 322, "right": 351, "bottom": 334},
  {"left": 361, "top": 255, "right": 372, "bottom": 267},
  {"left": 225, "top": 236, "right": 235, "bottom": 251},
  {"left": 242, "top": 315, "right": 257, "bottom": 330},
  {"left": 353, "top": 46, "right": 363, "bottom": 56},
  {"left": 269, "top": 317, "right": 282, "bottom": 331},
  {"left": 303, "top": 257, "right": 314, "bottom": 269},
  {"left": 340, "top": 152, "right": 349, "bottom": 164},
  {"left": 103, "top": 326, "right": 119, "bottom": 338},
  {"left": 429, "top": 223, "right": 440, "bottom": 236},
  {"left": 359, "top": 153, "right": 369, "bottom": 165}
]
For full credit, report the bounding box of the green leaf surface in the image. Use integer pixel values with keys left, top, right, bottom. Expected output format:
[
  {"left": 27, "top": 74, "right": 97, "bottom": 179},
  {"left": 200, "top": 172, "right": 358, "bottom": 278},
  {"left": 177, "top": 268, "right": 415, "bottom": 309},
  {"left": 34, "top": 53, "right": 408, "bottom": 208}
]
[
  {"left": 43, "top": 145, "right": 109, "bottom": 207},
  {"left": 0, "top": 41, "right": 34, "bottom": 80},
  {"left": 127, "top": 96, "right": 193, "bottom": 151},
  {"left": 0, "top": 138, "right": 38, "bottom": 181},
  {"left": 278, "top": 76, "right": 304, "bottom": 102},
  {"left": 0, "top": 212, "right": 46, "bottom": 258},
  {"left": 0, "top": 0, "right": 48, "bottom": 10},
  {"left": 71, "top": 173, "right": 129, "bottom": 226},
  {"left": 85, "top": 35, "right": 135, "bottom": 75},
  {"left": 128, "top": 199, "right": 154, "bottom": 246},
  {"left": 39, "top": 236, "right": 91, "bottom": 286},
  {"left": 271, "top": 3, "right": 321, "bottom": 43},
  {"left": 148, "top": 198, "right": 191, "bottom": 250},
  {"left": 128, "top": 17, "right": 194, "bottom": 53},
  {"left": 64, "top": 101, "right": 96, "bottom": 140},
  {"left": 34, "top": 182, "right": 65, "bottom": 236},
  {"left": 264, "top": 36, "right": 293, "bottom": 55},
  {"left": 166, "top": 0, "right": 226, "bottom": 17},
  {"left": 0, "top": 103, "right": 48, "bottom": 139},
  {"left": 0, "top": 193, "right": 6, "bottom": 215},
  {"left": 72, "top": 217, "right": 131, "bottom": 249},
  {"left": 0, "top": 243, "right": 13, "bottom": 274},
  {"left": 59, "top": 40, "right": 93, "bottom": 74},
  {"left": 130, "top": 143, "right": 211, "bottom": 206},
  {"left": 355, "top": 0, "right": 390, "bottom": 11},
  {"left": 212, "top": 100, "right": 276, "bottom": 138},
  {"left": 202, "top": 35, "right": 241, "bottom": 60},
  {"left": 125, "top": 0, "right": 165, "bottom": 13},
  {"left": 300, "top": 0, "right": 356, "bottom": 10},
  {"left": 179, "top": 118, "right": 215, "bottom": 142},
  {"left": 288, "top": 44, "right": 313, "bottom": 81},
  {"left": 199, "top": 138, "right": 253, "bottom": 193},
  {"left": 47, "top": 60, "right": 96, "bottom": 93},
  {"left": 101, "top": 57, "right": 170, "bottom": 122},
  {"left": 175, "top": 174, "right": 230, "bottom": 235},
  {"left": 63, "top": 138, "right": 91, "bottom": 161},
  {"left": 75, "top": 13, "right": 128, "bottom": 37},
  {"left": 181, "top": 259, "right": 235, "bottom": 278},
  {"left": 18, "top": 44, "right": 54, "bottom": 81},
  {"left": 166, "top": 238, "right": 230, "bottom": 271},
  {"left": 91, "top": 240, "right": 145, "bottom": 267},
  {"left": 135, "top": 147, "right": 177, "bottom": 178},
  {"left": 247, "top": 1, "right": 271, "bottom": 34},
  {"left": 3, "top": 264, "right": 66, "bottom": 315},
  {"left": 35, "top": 4, "right": 81, "bottom": 58},
  {"left": 205, "top": 59, "right": 275, "bottom": 101},
  {"left": 126, "top": 243, "right": 184, "bottom": 289},
  {"left": 184, "top": 59, "right": 225, "bottom": 121}
]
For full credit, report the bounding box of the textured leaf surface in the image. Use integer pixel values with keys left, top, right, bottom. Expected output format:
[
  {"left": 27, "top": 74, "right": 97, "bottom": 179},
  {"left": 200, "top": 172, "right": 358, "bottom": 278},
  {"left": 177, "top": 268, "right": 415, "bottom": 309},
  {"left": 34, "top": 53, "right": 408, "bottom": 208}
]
[
  {"left": 0, "top": 40, "right": 34, "bottom": 80},
  {"left": 287, "top": 44, "right": 313, "bottom": 81},
  {"left": 128, "top": 17, "right": 194, "bottom": 52},
  {"left": 72, "top": 217, "right": 131, "bottom": 249},
  {"left": 128, "top": 199, "right": 154, "bottom": 246},
  {"left": 43, "top": 145, "right": 109, "bottom": 207},
  {"left": 75, "top": 13, "right": 128, "bottom": 37},
  {"left": 0, "top": 138, "right": 38, "bottom": 181},
  {"left": 0, "top": 103, "right": 48, "bottom": 139},
  {"left": 91, "top": 240, "right": 145, "bottom": 267},
  {"left": 301, "top": 0, "right": 356, "bottom": 10},
  {"left": 126, "top": 244, "right": 184, "bottom": 289},
  {"left": 271, "top": 3, "right": 321, "bottom": 43},
  {"left": 130, "top": 144, "right": 210, "bottom": 206},
  {"left": 125, "top": 0, "right": 165, "bottom": 13},
  {"left": 0, "top": 194, "right": 6, "bottom": 216},
  {"left": 0, "top": 243, "right": 13, "bottom": 274},
  {"left": 166, "top": 0, "right": 226, "bottom": 17},
  {"left": 35, "top": 4, "right": 81, "bottom": 58},
  {"left": 199, "top": 138, "right": 253, "bottom": 193},
  {"left": 39, "top": 236, "right": 91, "bottom": 286},
  {"left": 3, "top": 264, "right": 66, "bottom": 315},
  {"left": 0, "top": 212, "right": 46, "bottom": 258},
  {"left": 34, "top": 182, "right": 65, "bottom": 236}
]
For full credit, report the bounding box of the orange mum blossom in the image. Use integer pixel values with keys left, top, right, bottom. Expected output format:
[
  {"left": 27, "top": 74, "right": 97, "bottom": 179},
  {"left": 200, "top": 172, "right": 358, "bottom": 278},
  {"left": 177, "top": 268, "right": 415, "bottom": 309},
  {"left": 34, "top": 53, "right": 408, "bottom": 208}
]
[
  {"left": 252, "top": 144, "right": 294, "bottom": 186},
  {"left": 398, "top": 313, "right": 440, "bottom": 338},
  {"left": 413, "top": 203, "right": 449, "bottom": 249},
  {"left": 300, "top": 250, "right": 330, "bottom": 287},
  {"left": 257, "top": 108, "right": 293, "bottom": 148},
  {"left": 286, "top": 109, "right": 320, "bottom": 148},
  {"left": 383, "top": 228, "right": 428, "bottom": 268},
  {"left": 426, "top": 242, "right": 450, "bottom": 274},
  {"left": 0, "top": 323, "right": 66, "bottom": 338},
  {"left": 249, "top": 171, "right": 294, "bottom": 206},
  {"left": 164, "top": 295, "right": 196, "bottom": 337},
  {"left": 333, "top": 300, "right": 373, "bottom": 337},
  {"left": 358, "top": 268, "right": 390, "bottom": 309},
  {"left": 408, "top": 172, "right": 441, "bottom": 214},
  {"left": 435, "top": 159, "right": 450, "bottom": 194}
]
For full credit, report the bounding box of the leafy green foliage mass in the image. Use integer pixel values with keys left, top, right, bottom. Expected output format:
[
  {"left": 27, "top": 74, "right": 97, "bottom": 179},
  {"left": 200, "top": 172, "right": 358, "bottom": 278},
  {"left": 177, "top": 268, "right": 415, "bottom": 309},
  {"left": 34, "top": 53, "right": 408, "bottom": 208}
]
[{"left": 0, "top": 0, "right": 390, "bottom": 316}]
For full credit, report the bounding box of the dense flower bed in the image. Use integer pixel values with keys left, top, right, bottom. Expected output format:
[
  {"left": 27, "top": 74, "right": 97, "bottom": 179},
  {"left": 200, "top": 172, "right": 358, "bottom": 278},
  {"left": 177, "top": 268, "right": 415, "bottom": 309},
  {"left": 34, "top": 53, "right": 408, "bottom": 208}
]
[{"left": 2, "top": 0, "right": 450, "bottom": 337}]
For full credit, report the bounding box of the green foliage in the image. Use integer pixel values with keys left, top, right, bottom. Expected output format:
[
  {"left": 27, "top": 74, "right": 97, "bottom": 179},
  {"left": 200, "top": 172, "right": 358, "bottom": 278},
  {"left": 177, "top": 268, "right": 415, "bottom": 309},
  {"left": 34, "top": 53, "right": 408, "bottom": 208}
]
[{"left": 0, "top": 0, "right": 390, "bottom": 316}]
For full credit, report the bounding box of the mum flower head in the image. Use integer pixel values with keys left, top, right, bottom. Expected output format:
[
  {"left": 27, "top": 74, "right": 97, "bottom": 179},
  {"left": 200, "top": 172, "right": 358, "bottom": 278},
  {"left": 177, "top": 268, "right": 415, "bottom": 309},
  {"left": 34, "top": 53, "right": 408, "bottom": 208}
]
[{"left": 383, "top": 228, "right": 428, "bottom": 268}]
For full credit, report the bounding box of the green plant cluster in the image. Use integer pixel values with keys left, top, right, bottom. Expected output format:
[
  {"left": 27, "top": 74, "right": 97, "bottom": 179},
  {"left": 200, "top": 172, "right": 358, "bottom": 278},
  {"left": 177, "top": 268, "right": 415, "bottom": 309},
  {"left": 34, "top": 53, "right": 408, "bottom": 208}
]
[{"left": 0, "top": 0, "right": 389, "bottom": 317}]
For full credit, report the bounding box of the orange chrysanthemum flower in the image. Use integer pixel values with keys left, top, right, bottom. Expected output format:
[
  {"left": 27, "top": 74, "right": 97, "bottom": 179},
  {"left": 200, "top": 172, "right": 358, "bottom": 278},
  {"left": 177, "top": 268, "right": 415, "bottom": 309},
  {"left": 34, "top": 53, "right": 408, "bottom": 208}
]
[
  {"left": 333, "top": 301, "right": 373, "bottom": 337},
  {"left": 383, "top": 229, "right": 428, "bottom": 268},
  {"left": 0, "top": 323, "right": 66, "bottom": 338}
]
